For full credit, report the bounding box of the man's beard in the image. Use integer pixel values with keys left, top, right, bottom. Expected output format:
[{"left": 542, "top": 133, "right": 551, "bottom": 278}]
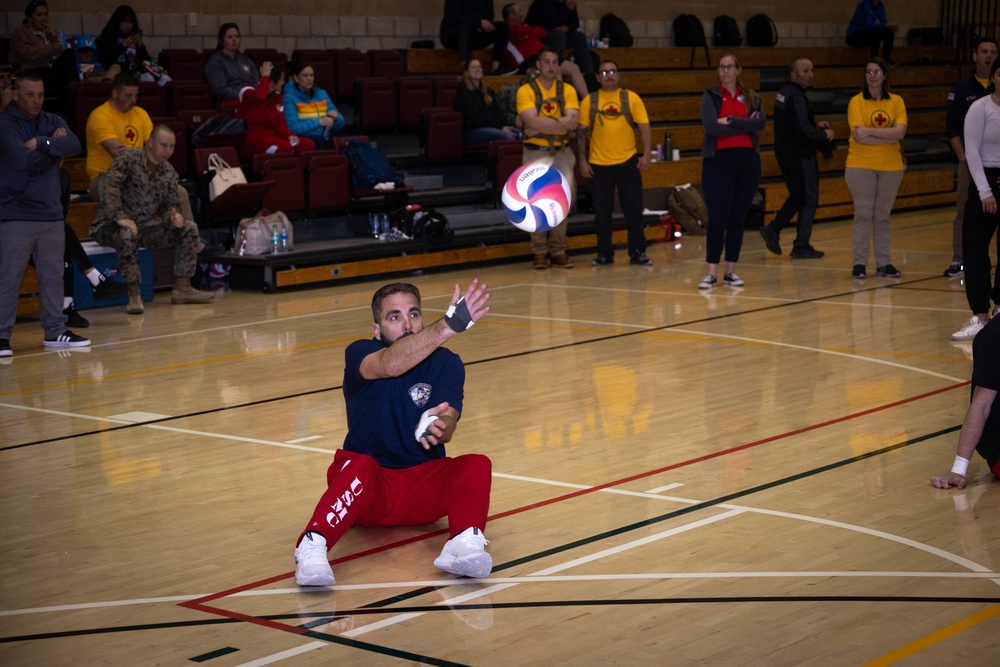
[{"left": 380, "top": 330, "right": 414, "bottom": 346}]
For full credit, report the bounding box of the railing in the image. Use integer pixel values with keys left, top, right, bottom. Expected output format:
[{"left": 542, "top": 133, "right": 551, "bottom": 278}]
[{"left": 942, "top": 0, "right": 999, "bottom": 61}]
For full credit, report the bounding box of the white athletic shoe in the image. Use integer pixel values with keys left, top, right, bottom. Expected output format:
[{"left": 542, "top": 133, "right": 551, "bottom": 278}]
[
  {"left": 951, "top": 316, "right": 986, "bottom": 341},
  {"left": 294, "top": 532, "right": 335, "bottom": 586},
  {"left": 433, "top": 527, "right": 492, "bottom": 579}
]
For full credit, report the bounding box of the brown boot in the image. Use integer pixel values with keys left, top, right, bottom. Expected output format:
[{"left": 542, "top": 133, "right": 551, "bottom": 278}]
[
  {"left": 532, "top": 253, "right": 548, "bottom": 270},
  {"left": 171, "top": 277, "right": 214, "bottom": 304},
  {"left": 550, "top": 253, "right": 574, "bottom": 268},
  {"left": 126, "top": 285, "right": 144, "bottom": 315}
]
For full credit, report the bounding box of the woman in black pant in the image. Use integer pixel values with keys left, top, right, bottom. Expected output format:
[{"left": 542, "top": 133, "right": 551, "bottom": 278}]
[{"left": 698, "top": 54, "right": 766, "bottom": 290}]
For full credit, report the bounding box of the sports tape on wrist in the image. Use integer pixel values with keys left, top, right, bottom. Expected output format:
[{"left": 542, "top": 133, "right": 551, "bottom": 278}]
[
  {"left": 444, "top": 296, "right": 474, "bottom": 332},
  {"left": 951, "top": 455, "right": 970, "bottom": 477},
  {"left": 415, "top": 409, "right": 437, "bottom": 442}
]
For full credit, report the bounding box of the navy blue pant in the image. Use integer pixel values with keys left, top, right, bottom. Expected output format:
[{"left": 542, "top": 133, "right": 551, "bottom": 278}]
[
  {"left": 772, "top": 154, "right": 820, "bottom": 250},
  {"left": 962, "top": 168, "right": 1000, "bottom": 314},
  {"left": 702, "top": 148, "right": 761, "bottom": 265},
  {"left": 590, "top": 155, "right": 645, "bottom": 257}
]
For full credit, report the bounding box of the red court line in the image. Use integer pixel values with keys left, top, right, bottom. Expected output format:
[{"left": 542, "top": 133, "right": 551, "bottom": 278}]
[{"left": 179, "top": 381, "right": 968, "bottom": 627}]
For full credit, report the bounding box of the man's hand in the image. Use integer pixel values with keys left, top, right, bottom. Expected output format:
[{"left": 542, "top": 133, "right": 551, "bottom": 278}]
[
  {"left": 823, "top": 128, "right": 834, "bottom": 141},
  {"left": 170, "top": 207, "right": 184, "bottom": 228},
  {"left": 480, "top": 19, "right": 495, "bottom": 32},
  {"left": 24, "top": 137, "right": 37, "bottom": 150},
  {"left": 638, "top": 153, "right": 651, "bottom": 170},
  {"left": 578, "top": 159, "right": 593, "bottom": 179},
  {"left": 117, "top": 218, "right": 138, "bottom": 236},
  {"left": 444, "top": 279, "right": 490, "bottom": 333},
  {"left": 53, "top": 127, "right": 67, "bottom": 137},
  {"left": 416, "top": 402, "right": 458, "bottom": 449},
  {"left": 930, "top": 473, "right": 967, "bottom": 490}
]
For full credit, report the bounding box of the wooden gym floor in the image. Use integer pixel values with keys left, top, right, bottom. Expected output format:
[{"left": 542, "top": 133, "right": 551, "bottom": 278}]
[{"left": 1, "top": 208, "right": 998, "bottom": 666}]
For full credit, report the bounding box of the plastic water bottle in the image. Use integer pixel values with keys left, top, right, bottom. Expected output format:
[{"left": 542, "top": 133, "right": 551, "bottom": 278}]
[
  {"left": 270, "top": 224, "right": 279, "bottom": 254},
  {"left": 664, "top": 134, "right": 673, "bottom": 158},
  {"left": 237, "top": 229, "right": 247, "bottom": 256},
  {"left": 380, "top": 214, "right": 389, "bottom": 237},
  {"left": 279, "top": 223, "right": 289, "bottom": 252}
]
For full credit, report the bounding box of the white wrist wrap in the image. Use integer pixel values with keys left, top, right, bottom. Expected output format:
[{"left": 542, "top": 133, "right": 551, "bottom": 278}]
[
  {"left": 415, "top": 409, "right": 437, "bottom": 442},
  {"left": 951, "top": 456, "right": 970, "bottom": 477}
]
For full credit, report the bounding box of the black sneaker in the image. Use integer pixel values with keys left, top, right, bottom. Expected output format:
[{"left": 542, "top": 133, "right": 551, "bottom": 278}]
[
  {"left": 943, "top": 262, "right": 963, "bottom": 277},
  {"left": 63, "top": 304, "right": 89, "bottom": 328},
  {"left": 0, "top": 339, "right": 11, "bottom": 358},
  {"left": 759, "top": 225, "right": 781, "bottom": 255},
  {"left": 43, "top": 330, "right": 91, "bottom": 348},
  {"left": 629, "top": 251, "right": 653, "bottom": 266},
  {"left": 852, "top": 264, "right": 867, "bottom": 279},
  {"left": 876, "top": 264, "right": 901, "bottom": 278},
  {"left": 92, "top": 274, "right": 126, "bottom": 300},
  {"left": 789, "top": 246, "right": 824, "bottom": 259},
  {"left": 592, "top": 253, "right": 614, "bottom": 266}
]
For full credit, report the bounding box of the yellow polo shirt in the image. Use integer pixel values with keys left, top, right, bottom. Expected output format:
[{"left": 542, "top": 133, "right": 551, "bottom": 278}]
[{"left": 578, "top": 89, "right": 649, "bottom": 166}]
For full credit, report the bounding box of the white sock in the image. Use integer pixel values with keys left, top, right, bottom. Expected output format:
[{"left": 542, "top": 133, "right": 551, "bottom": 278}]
[
  {"left": 85, "top": 268, "right": 101, "bottom": 287},
  {"left": 63, "top": 297, "right": 73, "bottom": 309}
]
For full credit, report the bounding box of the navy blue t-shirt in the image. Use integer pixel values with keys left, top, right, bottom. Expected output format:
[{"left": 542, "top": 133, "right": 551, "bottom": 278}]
[{"left": 342, "top": 338, "right": 465, "bottom": 469}]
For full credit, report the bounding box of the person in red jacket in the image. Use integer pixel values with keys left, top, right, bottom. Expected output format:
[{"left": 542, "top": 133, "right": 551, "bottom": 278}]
[{"left": 237, "top": 61, "right": 314, "bottom": 163}]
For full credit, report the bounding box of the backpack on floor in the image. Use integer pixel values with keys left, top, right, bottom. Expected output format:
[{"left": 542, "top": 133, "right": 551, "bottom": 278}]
[
  {"left": 713, "top": 15, "right": 742, "bottom": 47},
  {"left": 673, "top": 14, "right": 707, "bottom": 47},
  {"left": 667, "top": 184, "right": 708, "bottom": 235},
  {"left": 342, "top": 139, "right": 404, "bottom": 190},
  {"left": 746, "top": 13, "right": 779, "bottom": 47},
  {"left": 600, "top": 13, "right": 634, "bottom": 47}
]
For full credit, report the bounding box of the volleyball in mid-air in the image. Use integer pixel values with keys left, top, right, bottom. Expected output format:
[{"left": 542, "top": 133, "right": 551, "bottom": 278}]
[{"left": 501, "top": 161, "right": 572, "bottom": 233}]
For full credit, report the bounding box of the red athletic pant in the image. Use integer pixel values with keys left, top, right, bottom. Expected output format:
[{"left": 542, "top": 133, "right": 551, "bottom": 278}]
[{"left": 298, "top": 449, "right": 492, "bottom": 549}]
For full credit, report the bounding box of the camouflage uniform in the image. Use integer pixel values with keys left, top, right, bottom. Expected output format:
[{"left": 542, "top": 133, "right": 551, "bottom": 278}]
[{"left": 90, "top": 148, "right": 201, "bottom": 290}]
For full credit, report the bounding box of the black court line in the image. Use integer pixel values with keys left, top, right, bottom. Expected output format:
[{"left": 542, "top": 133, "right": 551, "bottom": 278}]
[{"left": 0, "top": 274, "right": 952, "bottom": 454}]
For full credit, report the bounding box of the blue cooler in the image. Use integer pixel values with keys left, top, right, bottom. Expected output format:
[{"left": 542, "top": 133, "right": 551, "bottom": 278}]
[{"left": 73, "top": 242, "right": 154, "bottom": 310}]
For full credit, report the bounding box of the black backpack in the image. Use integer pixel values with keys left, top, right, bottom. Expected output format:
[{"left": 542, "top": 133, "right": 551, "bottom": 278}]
[
  {"left": 746, "top": 14, "right": 778, "bottom": 47},
  {"left": 673, "top": 14, "right": 707, "bottom": 47},
  {"left": 713, "top": 15, "right": 742, "bottom": 47},
  {"left": 599, "top": 13, "right": 634, "bottom": 47},
  {"left": 342, "top": 139, "right": 404, "bottom": 190}
]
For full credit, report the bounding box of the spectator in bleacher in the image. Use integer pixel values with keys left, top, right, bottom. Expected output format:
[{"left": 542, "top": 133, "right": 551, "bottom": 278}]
[
  {"left": 0, "top": 70, "right": 90, "bottom": 358},
  {"left": 577, "top": 59, "right": 653, "bottom": 267},
  {"left": 205, "top": 23, "right": 258, "bottom": 101},
  {"left": 502, "top": 2, "right": 589, "bottom": 98},
  {"left": 239, "top": 61, "right": 315, "bottom": 163},
  {"left": 845, "top": 57, "right": 907, "bottom": 280},
  {"left": 96, "top": 5, "right": 171, "bottom": 86},
  {"left": 525, "top": 0, "right": 593, "bottom": 75},
  {"left": 760, "top": 57, "right": 833, "bottom": 260},
  {"left": 697, "top": 54, "right": 765, "bottom": 290},
  {"left": 10, "top": 1, "right": 77, "bottom": 113},
  {"left": 943, "top": 37, "right": 998, "bottom": 282},
  {"left": 84, "top": 73, "right": 195, "bottom": 225},
  {"left": 89, "top": 125, "right": 214, "bottom": 315},
  {"left": 517, "top": 47, "right": 579, "bottom": 269},
  {"left": 283, "top": 60, "right": 344, "bottom": 150},
  {"left": 0, "top": 64, "right": 12, "bottom": 113},
  {"left": 845, "top": 0, "right": 898, "bottom": 64},
  {"left": 950, "top": 58, "right": 1000, "bottom": 342},
  {"left": 440, "top": 0, "right": 511, "bottom": 75},
  {"left": 454, "top": 58, "right": 516, "bottom": 144},
  {"left": 71, "top": 33, "right": 115, "bottom": 83}
]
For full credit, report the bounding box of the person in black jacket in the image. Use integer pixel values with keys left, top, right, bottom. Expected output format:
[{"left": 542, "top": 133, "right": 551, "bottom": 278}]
[
  {"left": 453, "top": 58, "right": 517, "bottom": 144},
  {"left": 525, "top": 0, "right": 593, "bottom": 74},
  {"left": 96, "top": 5, "right": 171, "bottom": 85},
  {"left": 440, "top": 0, "right": 510, "bottom": 74},
  {"left": 760, "top": 58, "right": 834, "bottom": 259}
]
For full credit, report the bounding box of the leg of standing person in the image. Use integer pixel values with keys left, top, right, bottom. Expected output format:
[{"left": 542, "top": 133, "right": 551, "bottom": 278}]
[
  {"left": 0, "top": 223, "right": 40, "bottom": 353},
  {"left": 962, "top": 169, "right": 1000, "bottom": 316},
  {"left": 722, "top": 150, "right": 760, "bottom": 271},
  {"left": 947, "top": 160, "right": 972, "bottom": 275},
  {"left": 770, "top": 155, "right": 805, "bottom": 243},
  {"left": 870, "top": 169, "right": 903, "bottom": 271},
  {"left": 616, "top": 155, "right": 650, "bottom": 263},
  {"left": 845, "top": 167, "right": 877, "bottom": 272},
  {"left": 702, "top": 156, "right": 731, "bottom": 269},
  {"left": 545, "top": 145, "right": 576, "bottom": 265},
  {"left": 589, "top": 162, "right": 616, "bottom": 261},
  {"left": 790, "top": 156, "right": 821, "bottom": 255}
]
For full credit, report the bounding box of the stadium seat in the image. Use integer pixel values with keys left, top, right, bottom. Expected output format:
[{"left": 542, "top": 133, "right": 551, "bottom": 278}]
[
  {"left": 71, "top": 81, "right": 113, "bottom": 135},
  {"left": 432, "top": 76, "right": 461, "bottom": 109},
  {"left": 369, "top": 50, "right": 406, "bottom": 80},
  {"left": 421, "top": 108, "right": 464, "bottom": 162},
  {"left": 244, "top": 48, "right": 287, "bottom": 69},
  {"left": 334, "top": 49, "right": 370, "bottom": 101},
  {"left": 137, "top": 82, "right": 168, "bottom": 119},
  {"left": 396, "top": 77, "right": 434, "bottom": 129},
  {"left": 194, "top": 146, "right": 274, "bottom": 226},
  {"left": 169, "top": 82, "right": 213, "bottom": 115},
  {"left": 354, "top": 77, "right": 397, "bottom": 131},
  {"left": 158, "top": 49, "right": 205, "bottom": 83},
  {"left": 176, "top": 108, "right": 217, "bottom": 130},
  {"left": 488, "top": 139, "right": 522, "bottom": 198},
  {"left": 303, "top": 150, "right": 351, "bottom": 212},
  {"left": 253, "top": 154, "right": 305, "bottom": 213}
]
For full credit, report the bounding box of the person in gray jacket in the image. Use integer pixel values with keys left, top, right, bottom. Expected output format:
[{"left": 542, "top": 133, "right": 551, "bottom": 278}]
[
  {"left": 0, "top": 70, "right": 89, "bottom": 358},
  {"left": 205, "top": 23, "right": 258, "bottom": 101}
]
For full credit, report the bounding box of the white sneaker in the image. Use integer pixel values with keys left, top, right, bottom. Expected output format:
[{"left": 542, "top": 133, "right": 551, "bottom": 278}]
[
  {"left": 294, "top": 532, "right": 335, "bottom": 586},
  {"left": 951, "top": 316, "right": 986, "bottom": 341},
  {"left": 433, "top": 527, "right": 492, "bottom": 579},
  {"left": 723, "top": 272, "right": 745, "bottom": 287},
  {"left": 698, "top": 274, "right": 717, "bottom": 290}
]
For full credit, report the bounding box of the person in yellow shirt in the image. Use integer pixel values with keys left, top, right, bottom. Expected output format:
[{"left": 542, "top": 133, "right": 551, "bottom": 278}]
[
  {"left": 85, "top": 73, "right": 151, "bottom": 182},
  {"left": 577, "top": 60, "right": 653, "bottom": 266},
  {"left": 517, "top": 47, "right": 578, "bottom": 269},
  {"left": 845, "top": 57, "right": 907, "bottom": 279}
]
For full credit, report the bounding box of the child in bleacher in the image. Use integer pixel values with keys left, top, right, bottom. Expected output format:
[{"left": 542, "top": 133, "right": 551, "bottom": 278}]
[{"left": 71, "top": 34, "right": 116, "bottom": 83}]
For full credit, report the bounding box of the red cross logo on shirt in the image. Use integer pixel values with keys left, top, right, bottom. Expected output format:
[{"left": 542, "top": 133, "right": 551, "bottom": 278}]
[
  {"left": 125, "top": 125, "right": 137, "bottom": 143},
  {"left": 543, "top": 102, "right": 555, "bottom": 114},
  {"left": 871, "top": 111, "right": 888, "bottom": 127},
  {"left": 606, "top": 104, "right": 620, "bottom": 114}
]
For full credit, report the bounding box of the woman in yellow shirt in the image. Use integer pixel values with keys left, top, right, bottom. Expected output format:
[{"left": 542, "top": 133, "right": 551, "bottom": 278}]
[{"left": 845, "top": 57, "right": 907, "bottom": 279}]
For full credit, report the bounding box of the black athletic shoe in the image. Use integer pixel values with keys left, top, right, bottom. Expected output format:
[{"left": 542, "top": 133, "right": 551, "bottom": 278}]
[
  {"left": 0, "top": 338, "right": 12, "bottom": 358},
  {"left": 629, "top": 251, "right": 653, "bottom": 266},
  {"left": 592, "top": 253, "right": 614, "bottom": 266},
  {"left": 43, "top": 330, "right": 90, "bottom": 348},
  {"left": 876, "top": 264, "right": 901, "bottom": 278},
  {"left": 63, "top": 304, "right": 89, "bottom": 328},
  {"left": 852, "top": 264, "right": 867, "bottom": 279},
  {"left": 92, "top": 274, "right": 126, "bottom": 300},
  {"left": 943, "top": 262, "right": 963, "bottom": 277},
  {"left": 789, "top": 246, "right": 824, "bottom": 259},
  {"left": 759, "top": 225, "right": 781, "bottom": 255}
]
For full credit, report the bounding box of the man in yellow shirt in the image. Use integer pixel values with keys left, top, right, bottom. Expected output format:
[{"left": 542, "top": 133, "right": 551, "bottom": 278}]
[
  {"left": 516, "top": 47, "right": 578, "bottom": 269},
  {"left": 577, "top": 59, "right": 653, "bottom": 266}
]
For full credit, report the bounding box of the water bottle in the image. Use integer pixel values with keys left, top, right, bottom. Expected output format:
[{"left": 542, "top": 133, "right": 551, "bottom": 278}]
[
  {"left": 270, "top": 224, "right": 279, "bottom": 254},
  {"left": 664, "top": 133, "right": 673, "bottom": 158},
  {"left": 279, "top": 223, "right": 289, "bottom": 252},
  {"left": 380, "top": 214, "right": 389, "bottom": 237},
  {"left": 237, "top": 228, "right": 247, "bottom": 256},
  {"left": 369, "top": 213, "right": 378, "bottom": 238}
]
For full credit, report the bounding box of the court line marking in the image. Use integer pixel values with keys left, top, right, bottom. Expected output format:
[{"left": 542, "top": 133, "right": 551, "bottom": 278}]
[
  {"left": 646, "top": 482, "right": 684, "bottom": 493},
  {"left": 862, "top": 604, "right": 1000, "bottom": 666}
]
